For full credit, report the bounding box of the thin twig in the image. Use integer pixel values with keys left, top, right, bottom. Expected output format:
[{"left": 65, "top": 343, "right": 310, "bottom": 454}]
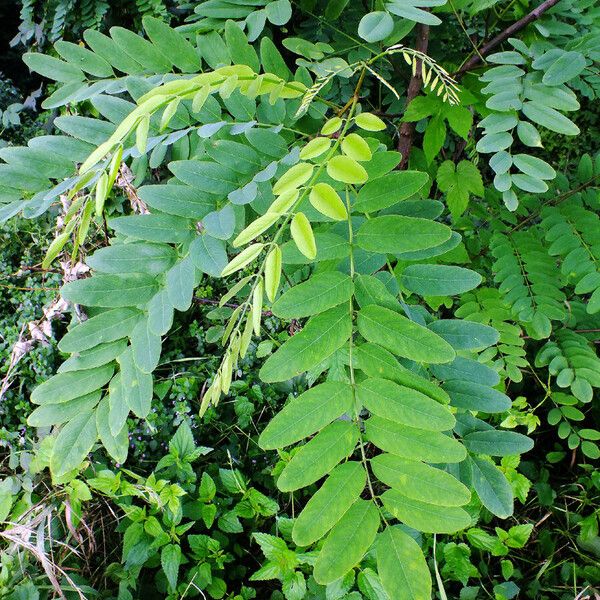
[{"left": 455, "top": 0, "right": 561, "bottom": 76}]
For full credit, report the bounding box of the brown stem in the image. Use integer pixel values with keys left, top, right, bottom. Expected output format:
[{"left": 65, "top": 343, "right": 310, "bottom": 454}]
[
  {"left": 455, "top": 0, "right": 561, "bottom": 77},
  {"left": 397, "top": 23, "right": 430, "bottom": 169}
]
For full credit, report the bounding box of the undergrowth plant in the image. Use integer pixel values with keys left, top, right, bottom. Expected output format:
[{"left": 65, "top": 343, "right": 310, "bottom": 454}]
[{"left": 0, "top": 1, "right": 599, "bottom": 598}]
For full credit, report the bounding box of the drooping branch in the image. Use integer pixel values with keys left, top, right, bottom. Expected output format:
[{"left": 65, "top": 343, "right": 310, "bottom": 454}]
[
  {"left": 397, "top": 23, "right": 430, "bottom": 169},
  {"left": 455, "top": 0, "right": 561, "bottom": 76}
]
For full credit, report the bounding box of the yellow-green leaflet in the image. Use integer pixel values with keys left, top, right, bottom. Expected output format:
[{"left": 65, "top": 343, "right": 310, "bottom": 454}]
[
  {"left": 377, "top": 526, "right": 432, "bottom": 600},
  {"left": 357, "top": 304, "right": 456, "bottom": 363},
  {"left": 355, "top": 111, "right": 386, "bottom": 131},
  {"left": 191, "top": 86, "right": 210, "bottom": 112},
  {"left": 107, "top": 144, "right": 123, "bottom": 190},
  {"left": 259, "top": 305, "right": 352, "bottom": 382},
  {"left": 233, "top": 213, "right": 280, "bottom": 247},
  {"left": 259, "top": 381, "right": 353, "bottom": 449},
  {"left": 252, "top": 278, "right": 263, "bottom": 335},
  {"left": 78, "top": 199, "right": 94, "bottom": 244},
  {"left": 381, "top": 490, "right": 472, "bottom": 533},
  {"left": 313, "top": 499, "right": 380, "bottom": 585},
  {"left": 292, "top": 462, "right": 366, "bottom": 546},
  {"left": 370, "top": 454, "right": 471, "bottom": 506},
  {"left": 276, "top": 420, "right": 359, "bottom": 491},
  {"left": 160, "top": 98, "right": 180, "bottom": 131},
  {"left": 326, "top": 155, "right": 368, "bottom": 184},
  {"left": 268, "top": 189, "right": 299, "bottom": 213},
  {"left": 273, "top": 162, "right": 314, "bottom": 195},
  {"left": 264, "top": 246, "right": 282, "bottom": 302},
  {"left": 290, "top": 212, "right": 316, "bottom": 259},
  {"left": 321, "top": 116, "right": 343, "bottom": 135},
  {"left": 365, "top": 416, "right": 467, "bottom": 463},
  {"left": 221, "top": 243, "right": 264, "bottom": 276},
  {"left": 300, "top": 137, "right": 332, "bottom": 159},
  {"left": 95, "top": 172, "right": 108, "bottom": 216},
  {"left": 356, "top": 377, "right": 455, "bottom": 431},
  {"left": 50, "top": 410, "right": 98, "bottom": 477},
  {"left": 341, "top": 133, "right": 372, "bottom": 161},
  {"left": 42, "top": 231, "right": 70, "bottom": 269},
  {"left": 309, "top": 183, "right": 348, "bottom": 220},
  {"left": 135, "top": 115, "right": 150, "bottom": 154},
  {"left": 271, "top": 271, "right": 353, "bottom": 318}
]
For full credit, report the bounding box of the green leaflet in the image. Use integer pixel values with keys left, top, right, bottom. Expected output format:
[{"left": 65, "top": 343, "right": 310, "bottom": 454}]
[
  {"left": 356, "top": 215, "right": 451, "bottom": 254},
  {"left": 259, "top": 382, "right": 353, "bottom": 450},
  {"left": 23, "top": 52, "right": 84, "bottom": 83},
  {"left": 271, "top": 272, "right": 353, "bottom": 318},
  {"left": 309, "top": 183, "right": 348, "bottom": 221},
  {"left": 225, "top": 20, "right": 260, "bottom": 73},
  {"left": 166, "top": 255, "right": 196, "bottom": 311},
  {"left": 117, "top": 347, "right": 153, "bottom": 418},
  {"left": 96, "top": 397, "right": 128, "bottom": 464},
  {"left": 290, "top": 212, "right": 316, "bottom": 260},
  {"left": 108, "top": 373, "right": 128, "bottom": 437},
  {"left": 142, "top": 16, "right": 201, "bottom": 73},
  {"left": 463, "top": 430, "right": 534, "bottom": 456},
  {"left": 281, "top": 232, "right": 350, "bottom": 264},
  {"left": 28, "top": 391, "right": 101, "bottom": 427},
  {"left": 61, "top": 274, "right": 158, "bottom": 308},
  {"left": 110, "top": 214, "right": 193, "bottom": 243},
  {"left": 273, "top": 162, "right": 313, "bottom": 195},
  {"left": 444, "top": 380, "right": 511, "bottom": 413},
  {"left": 147, "top": 290, "right": 175, "bottom": 336},
  {"left": 277, "top": 421, "right": 359, "bottom": 492},
  {"left": 326, "top": 155, "right": 368, "bottom": 184},
  {"left": 371, "top": 454, "right": 470, "bottom": 506},
  {"left": 357, "top": 305, "right": 456, "bottom": 363},
  {"left": 353, "top": 274, "right": 399, "bottom": 312},
  {"left": 365, "top": 416, "right": 466, "bottom": 463},
  {"left": 357, "top": 378, "right": 455, "bottom": 431},
  {"left": 401, "top": 264, "right": 482, "bottom": 296},
  {"left": 259, "top": 305, "right": 352, "bottom": 382},
  {"left": 521, "top": 101, "right": 580, "bottom": 136},
  {"left": 341, "top": 133, "right": 372, "bottom": 162},
  {"left": 381, "top": 490, "right": 471, "bottom": 533},
  {"left": 432, "top": 356, "right": 500, "bottom": 387},
  {"left": 58, "top": 340, "right": 127, "bottom": 373},
  {"left": 470, "top": 456, "right": 514, "bottom": 518},
  {"left": 358, "top": 11, "right": 394, "bottom": 44},
  {"left": 377, "top": 526, "right": 432, "bottom": 600},
  {"left": 110, "top": 26, "right": 172, "bottom": 72},
  {"left": 131, "top": 317, "right": 162, "bottom": 374},
  {"left": 313, "top": 499, "right": 379, "bottom": 585},
  {"left": 50, "top": 410, "right": 98, "bottom": 477},
  {"left": 54, "top": 41, "right": 113, "bottom": 77},
  {"left": 190, "top": 235, "right": 228, "bottom": 277},
  {"left": 428, "top": 319, "right": 500, "bottom": 350},
  {"left": 138, "top": 185, "right": 215, "bottom": 219},
  {"left": 354, "top": 171, "right": 429, "bottom": 212},
  {"left": 354, "top": 343, "right": 451, "bottom": 404},
  {"left": 31, "top": 364, "right": 114, "bottom": 405},
  {"left": 292, "top": 462, "right": 366, "bottom": 546},
  {"left": 58, "top": 308, "right": 141, "bottom": 353},
  {"left": 86, "top": 242, "right": 176, "bottom": 275}
]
